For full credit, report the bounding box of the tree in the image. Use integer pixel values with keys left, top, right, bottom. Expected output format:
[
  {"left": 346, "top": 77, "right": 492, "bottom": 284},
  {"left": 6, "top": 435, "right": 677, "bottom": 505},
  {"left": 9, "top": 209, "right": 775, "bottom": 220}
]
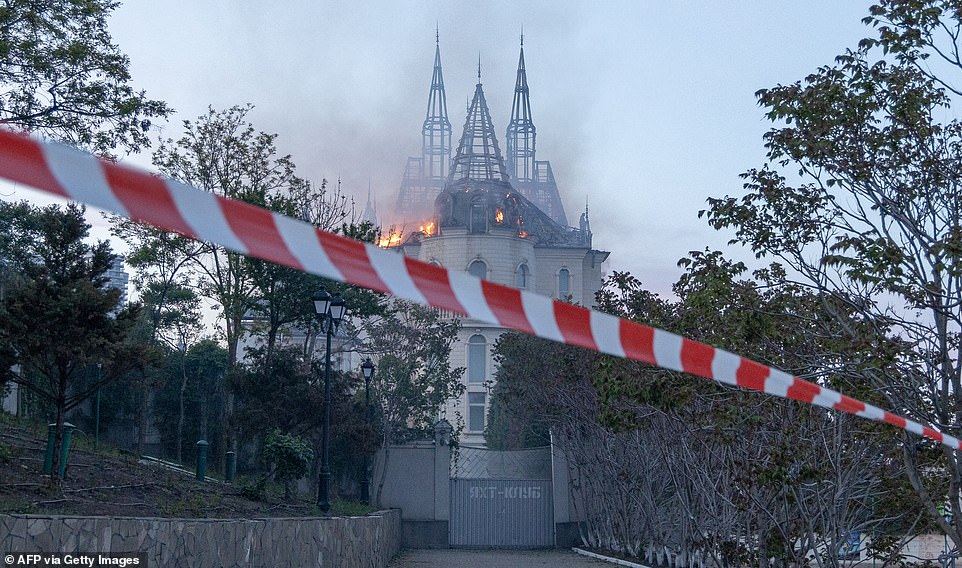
[
  {"left": 153, "top": 339, "right": 227, "bottom": 463},
  {"left": 149, "top": 104, "right": 315, "bottom": 468},
  {"left": 704, "top": 2, "right": 962, "bottom": 547},
  {"left": 486, "top": 332, "right": 583, "bottom": 450},
  {"left": 490, "top": 256, "right": 914, "bottom": 568},
  {"left": 263, "top": 429, "right": 314, "bottom": 501},
  {"left": 0, "top": 202, "right": 142, "bottom": 481},
  {"left": 140, "top": 282, "right": 202, "bottom": 462},
  {"left": 0, "top": 0, "right": 169, "bottom": 154},
  {"left": 365, "top": 299, "right": 463, "bottom": 506}
]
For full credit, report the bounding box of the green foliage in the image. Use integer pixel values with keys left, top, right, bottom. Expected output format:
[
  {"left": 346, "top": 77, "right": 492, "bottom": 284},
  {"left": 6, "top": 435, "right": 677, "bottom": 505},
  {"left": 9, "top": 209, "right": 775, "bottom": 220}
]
[
  {"left": 152, "top": 339, "right": 227, "bottom": 463},
  {"left": 0, "top": 0, "right": 170, "bottom": 154},
  {"left": 263, "top": 429, "right": 313, "bottom": 500},
  {"left": 704, "top": 0, "right": 962, "bottom": 547},
  {"left": 365, "top": 299, "right": 463, "bottom": 444},
  {"left": 486, "top": 332, "right": 599, "bottom": 449},
  {"left": 160, "top": 491, "right": 220, "bottom": 517},
  {"left": 330, "top": 499, "right": 377, "bottom": 517},
  {"left": 0, "top": 202, "right": 145, "bottom": 480},
  {"left": 230, "top": 345, "right": 322, "bottom": 440},
  {"left": 239, "top": 476, "right": 268, "bottom": 502},
  {"left": 491, "top": 253, "right": 921, "bottom": 563}
]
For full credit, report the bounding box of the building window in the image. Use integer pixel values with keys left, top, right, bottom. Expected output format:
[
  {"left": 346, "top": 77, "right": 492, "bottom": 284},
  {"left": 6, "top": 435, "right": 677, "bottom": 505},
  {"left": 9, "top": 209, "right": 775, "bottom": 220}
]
[
  {"left": 470, "top": 201, "right": 486, "bottom": 234},
  {"left": 558, "top": 268, "right": 570, "bottom": 299},
  {"left": 515, "top": 264, "right": 528, "bottom": 289},
  {"left": 468, "top": 259, "right": 487, "bottom": 280},
  {"left": 468, "top": 392, "right": 486, "bottom": 432},
  {"left": 468, "top": 334, "right": 486, "bottom": 383}
]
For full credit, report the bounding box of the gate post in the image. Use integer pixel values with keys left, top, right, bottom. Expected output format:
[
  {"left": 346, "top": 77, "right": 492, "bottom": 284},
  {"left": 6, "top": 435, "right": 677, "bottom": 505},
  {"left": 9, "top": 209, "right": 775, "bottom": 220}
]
[{"left": 434, "top": 419, "right": 452, "bottom": 522}]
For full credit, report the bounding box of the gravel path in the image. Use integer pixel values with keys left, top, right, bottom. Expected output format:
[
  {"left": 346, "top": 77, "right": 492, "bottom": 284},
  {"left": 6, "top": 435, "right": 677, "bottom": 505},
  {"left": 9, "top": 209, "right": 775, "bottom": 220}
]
[{"left": 388, "top": 548, "right": 615, "bottom": 567}]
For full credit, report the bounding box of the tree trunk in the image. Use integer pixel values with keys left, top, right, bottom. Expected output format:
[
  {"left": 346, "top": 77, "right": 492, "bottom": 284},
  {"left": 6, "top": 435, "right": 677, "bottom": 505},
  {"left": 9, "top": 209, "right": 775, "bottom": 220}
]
[
  {"left": 136, "top": 375, "right": 149, "bottom": 456},
  {"left": 49, "top": 397, "right": 66, "bottom": 485},
  {"left": 374, "top": 426, "right": 393, "bottom": 508},
  {"left": 176, "top": 353, "right": 188, "bottom": 463}
]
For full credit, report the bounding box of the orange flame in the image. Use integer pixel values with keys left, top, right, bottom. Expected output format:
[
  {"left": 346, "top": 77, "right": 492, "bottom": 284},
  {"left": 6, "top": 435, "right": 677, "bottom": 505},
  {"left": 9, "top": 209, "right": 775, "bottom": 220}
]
[
  {"left": 377, "top": 231, "right": 403, "bottom": 248},
  {"left": 419, "top": 221, "right": 436, "bottom": 236},
  {"left": 519, "top": 230, "right": 529, "bottom": 239},
  {"left": 495, "top": 209, "right": 504, "bottom": 223}
]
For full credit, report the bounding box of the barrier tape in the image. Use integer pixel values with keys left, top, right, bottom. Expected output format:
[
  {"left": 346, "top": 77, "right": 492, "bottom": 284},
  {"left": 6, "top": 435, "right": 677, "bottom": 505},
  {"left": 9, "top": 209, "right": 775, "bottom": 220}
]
[{"left": 0, "top": 128, "right": 956, "bottom": 450}]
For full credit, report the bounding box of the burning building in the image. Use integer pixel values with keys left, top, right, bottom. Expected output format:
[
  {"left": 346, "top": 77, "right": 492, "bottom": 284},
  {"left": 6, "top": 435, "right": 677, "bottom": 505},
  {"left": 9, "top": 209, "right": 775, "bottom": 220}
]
[{"left": 391, "top": 36, "right": 610, "bottom": 446}]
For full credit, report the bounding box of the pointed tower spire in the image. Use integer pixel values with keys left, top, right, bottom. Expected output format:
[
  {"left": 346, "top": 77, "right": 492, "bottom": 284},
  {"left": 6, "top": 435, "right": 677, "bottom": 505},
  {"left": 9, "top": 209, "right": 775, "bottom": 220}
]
[
  {"left": 448, "top": 75, "right": 509, "bottom": 184},
  {"left": 397, "top": 32, "right": 453, "bottom": 220},
  {"left": 503, "top": 38, "right": 569, "bottom": 227},
  {"left": 506, "top": 33, "right": 535, "bottom": 182},
  {"left": 362, "top": 179, "right": 378, "bottom": 227},
  {"left": 422, "top": 33, "right": 452, "bottom": 181}
]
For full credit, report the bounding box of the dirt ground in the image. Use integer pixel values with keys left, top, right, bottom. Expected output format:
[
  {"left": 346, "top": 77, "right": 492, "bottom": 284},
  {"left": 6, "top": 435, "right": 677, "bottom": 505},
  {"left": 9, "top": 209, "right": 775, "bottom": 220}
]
[{"left": 0, "top": 421, "right": 330, "bottom": 518}]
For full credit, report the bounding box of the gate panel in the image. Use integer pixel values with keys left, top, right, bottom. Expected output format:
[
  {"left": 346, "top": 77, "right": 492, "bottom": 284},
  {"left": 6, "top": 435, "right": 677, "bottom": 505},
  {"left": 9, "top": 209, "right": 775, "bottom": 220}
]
[{"left": 450, "top": 478, "right": 553, "bottom": 547}]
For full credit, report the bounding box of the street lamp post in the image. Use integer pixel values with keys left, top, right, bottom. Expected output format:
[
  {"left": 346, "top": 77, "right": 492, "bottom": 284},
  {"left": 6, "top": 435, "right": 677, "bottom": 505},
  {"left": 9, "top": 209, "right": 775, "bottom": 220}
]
[
  {"left": 360, "top": 357, "right": 375, "bottom": 504},
  {"left": 312, "top": 286, "right": 346, "bottom": 514}
]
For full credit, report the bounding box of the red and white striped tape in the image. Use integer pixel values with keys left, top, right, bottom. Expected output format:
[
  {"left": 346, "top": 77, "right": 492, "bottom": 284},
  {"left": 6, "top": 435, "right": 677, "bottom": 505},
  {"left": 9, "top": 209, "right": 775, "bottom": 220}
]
[{"left": 0, "top": 128, "right": 955, "bottom": 450}]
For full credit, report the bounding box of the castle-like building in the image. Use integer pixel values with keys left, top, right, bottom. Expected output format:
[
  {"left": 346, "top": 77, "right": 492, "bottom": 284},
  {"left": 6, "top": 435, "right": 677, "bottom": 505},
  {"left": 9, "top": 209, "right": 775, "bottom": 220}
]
[{"left": 387, "top": 36, "right": 609, "bottom": 446}]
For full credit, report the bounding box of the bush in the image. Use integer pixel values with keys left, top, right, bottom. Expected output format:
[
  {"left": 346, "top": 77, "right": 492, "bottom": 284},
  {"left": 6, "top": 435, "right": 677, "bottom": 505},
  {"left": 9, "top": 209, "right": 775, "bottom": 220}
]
[{"left": 263, "top": 430, "right": 313, "bottom": 500}]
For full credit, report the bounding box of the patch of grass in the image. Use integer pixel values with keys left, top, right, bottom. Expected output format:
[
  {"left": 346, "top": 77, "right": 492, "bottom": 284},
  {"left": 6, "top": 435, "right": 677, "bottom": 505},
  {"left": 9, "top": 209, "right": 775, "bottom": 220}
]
[
  {"left": 239, "top": 475, "right": 268, "bottom": 501},
  {"left": 331, "top": 499, "right": 378, "bottom": 517},
  {"left": 0, "top": 497, "right": 35, "bottom": 514},
  {"left": 161, "top": 492, "right": 211, "bottom": 517}
]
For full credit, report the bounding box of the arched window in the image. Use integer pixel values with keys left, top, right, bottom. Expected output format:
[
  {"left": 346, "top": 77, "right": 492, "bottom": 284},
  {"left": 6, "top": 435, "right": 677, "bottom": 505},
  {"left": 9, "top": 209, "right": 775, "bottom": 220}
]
[
  {"left": 468, "top": 259, "right": 487, "bottom": 280},
  {"left": 558, "top": 268, "right": 570, "bottom": 299},
  {"left": 468, "top": 334, "right": 486, "bottom": 383},
  {"left": 515, "top": 264, "right": 528, "bottom": 289}
]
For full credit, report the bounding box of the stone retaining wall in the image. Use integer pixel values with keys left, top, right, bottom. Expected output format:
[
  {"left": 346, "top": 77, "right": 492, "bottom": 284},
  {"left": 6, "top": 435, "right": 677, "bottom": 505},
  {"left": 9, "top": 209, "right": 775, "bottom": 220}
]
[{"left": 0, "top": 509, "right": 401, "bottom": 567}]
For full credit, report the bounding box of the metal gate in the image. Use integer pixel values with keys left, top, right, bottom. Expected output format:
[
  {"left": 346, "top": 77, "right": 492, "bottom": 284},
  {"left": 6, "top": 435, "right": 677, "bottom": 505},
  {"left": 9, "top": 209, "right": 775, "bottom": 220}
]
[{"left": 449, "top": 446, "right": 554, "bottom": 547}]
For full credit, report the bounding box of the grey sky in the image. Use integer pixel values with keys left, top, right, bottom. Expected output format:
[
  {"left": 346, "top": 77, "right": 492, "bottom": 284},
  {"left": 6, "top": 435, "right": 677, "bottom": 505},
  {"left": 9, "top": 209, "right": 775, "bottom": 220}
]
[{"left": 10, "top": 1, "right": 876, "bottom": 295}]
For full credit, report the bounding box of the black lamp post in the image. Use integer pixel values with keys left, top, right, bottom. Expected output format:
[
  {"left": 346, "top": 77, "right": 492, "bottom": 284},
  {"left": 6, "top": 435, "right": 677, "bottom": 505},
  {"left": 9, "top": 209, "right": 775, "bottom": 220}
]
[
  {"left": 312, "top": 286, "right": 347, "bottom": 513},
  {"left": 360, "top": 357, "right": 375, "bottom": 504}
]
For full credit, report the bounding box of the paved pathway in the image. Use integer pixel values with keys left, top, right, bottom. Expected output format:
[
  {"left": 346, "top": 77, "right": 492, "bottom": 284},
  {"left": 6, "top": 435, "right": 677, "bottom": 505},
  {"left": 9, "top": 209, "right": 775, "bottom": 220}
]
[{"left": 388, "top": 548, "right": 614, "bottom": 567}]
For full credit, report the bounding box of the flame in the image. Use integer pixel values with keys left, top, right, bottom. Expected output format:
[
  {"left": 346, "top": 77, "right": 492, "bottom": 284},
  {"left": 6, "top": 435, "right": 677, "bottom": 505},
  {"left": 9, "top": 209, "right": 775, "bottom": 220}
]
[
  {"left": 519, "top": 230, "right": 529, "bottom": 239},
  {"left": 495, "top": 209, "right": 504, "bottom": 223},
  {"left": 419, "top": 221, "right": 436, "bottom": 236},
  {"left": 377, "top": 231, "right": 403, "bottom": 248}
]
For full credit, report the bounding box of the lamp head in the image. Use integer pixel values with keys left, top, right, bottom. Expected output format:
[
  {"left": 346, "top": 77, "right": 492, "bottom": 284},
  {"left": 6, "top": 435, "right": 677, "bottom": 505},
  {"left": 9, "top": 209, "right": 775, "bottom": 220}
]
[
  {"left": 329, "top": 293, "right": 347, "bottom": 326},
  {"left": 361, "top": 357, "right": 375, "bottom": 381},
  {"left": 312, "top": 287, "right": 331, "bottom": 320}
]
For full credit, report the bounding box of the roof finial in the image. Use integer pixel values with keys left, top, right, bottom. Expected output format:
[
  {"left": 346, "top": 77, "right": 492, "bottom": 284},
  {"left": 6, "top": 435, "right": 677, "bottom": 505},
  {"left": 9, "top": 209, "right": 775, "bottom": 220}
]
[
  {"left": 435, "top": 22, "right": 439, "bottom": 45},
  {"left": 520, "top": 25, "right": 524, "bottom": 47},
  {"left": 477, "top": 53, "right": 482, "bottom": 83}
]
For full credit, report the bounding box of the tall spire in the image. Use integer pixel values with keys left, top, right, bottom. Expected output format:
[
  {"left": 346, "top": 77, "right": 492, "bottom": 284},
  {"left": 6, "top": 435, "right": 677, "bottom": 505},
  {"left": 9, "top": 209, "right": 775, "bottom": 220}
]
[
  {"left": 362, "top": 179, "right": 378, "bottom": 227},
  {"left": 396, "top": 32, "right": 453, "bottom": 220},
  {"left": 503, "top": 38, "right": 569, "bottom": 227},
  {"left": 422, "top": 32, "right": 452, "bottom": 181},
  {"left": 448, "top": 75, "right": 509, "bottom": 184},
  {"left": 506, "top": 33, "right": 535, "bottom": 181}
]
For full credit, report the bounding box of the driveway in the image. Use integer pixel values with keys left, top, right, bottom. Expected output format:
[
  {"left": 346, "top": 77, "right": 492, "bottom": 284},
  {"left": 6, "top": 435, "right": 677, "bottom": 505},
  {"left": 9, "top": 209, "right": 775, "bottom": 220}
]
[{"left": 388, "top": 548, "right": 614, "bottom": 567}]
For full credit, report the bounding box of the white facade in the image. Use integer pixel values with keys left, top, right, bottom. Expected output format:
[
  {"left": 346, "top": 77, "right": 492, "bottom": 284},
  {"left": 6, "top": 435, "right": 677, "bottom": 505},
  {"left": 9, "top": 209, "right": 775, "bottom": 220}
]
[
  {"left": 391, "top": 41, "right": 610, "bottom": 446},
  {"left": 399, "top": 228, "right": 608, "bottom": 446}
]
